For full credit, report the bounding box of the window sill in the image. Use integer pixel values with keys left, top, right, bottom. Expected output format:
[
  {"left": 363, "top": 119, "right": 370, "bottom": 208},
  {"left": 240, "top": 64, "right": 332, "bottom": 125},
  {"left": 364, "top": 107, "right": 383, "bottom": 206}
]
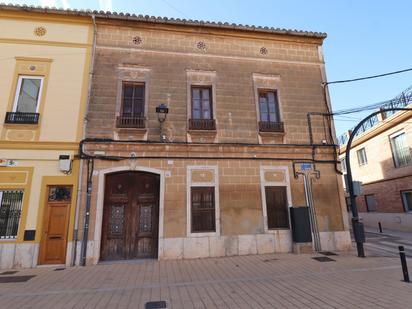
[
  {"left": 265, "top": 228, "right": 290, "bottom": 233},
  {"left": 115, "top": 127, "right": 147, "bottom": 132},
  {"left": 188, "top": 129, "right": 217, "bottom": 134},
  {"left": 187, "top": 231, "right": 219, "bottom": 238},
  {"left": 3, "top": 123, "right": 39, "bottom": 129},
  {"left": 259, "top": 131, "right": 285, "bottom": 137},
  {"left": 0, "top": 237, "right": 18, "bottom": 243}
]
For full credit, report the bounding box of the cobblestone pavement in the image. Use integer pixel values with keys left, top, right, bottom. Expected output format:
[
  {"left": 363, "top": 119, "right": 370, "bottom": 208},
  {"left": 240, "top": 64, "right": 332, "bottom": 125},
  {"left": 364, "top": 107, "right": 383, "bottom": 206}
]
[{"left": 0, "top": 251, "right": 411, "bottom": 309}]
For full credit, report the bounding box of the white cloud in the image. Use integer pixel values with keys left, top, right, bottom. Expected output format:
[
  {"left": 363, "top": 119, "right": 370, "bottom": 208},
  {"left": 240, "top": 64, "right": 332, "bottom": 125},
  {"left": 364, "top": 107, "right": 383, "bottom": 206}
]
[
  {"left": 40, "top": 0, "right": 57, "bottom": 7},
  {"left": 98, "top": 0, "right": 112, "bottom": 11},
  {"left": 61, "top": 0, "right": 70, "bottom": 9}
]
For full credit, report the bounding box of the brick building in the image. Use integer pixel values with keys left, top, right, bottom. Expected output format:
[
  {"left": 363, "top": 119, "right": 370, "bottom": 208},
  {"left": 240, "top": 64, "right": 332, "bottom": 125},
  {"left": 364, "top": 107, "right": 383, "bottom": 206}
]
[
  {"left": 74, "top": 11, "right": 352, "bottom": 265},
  {"left": 339, "top": 95, "right": 412, "bottom": 232}
]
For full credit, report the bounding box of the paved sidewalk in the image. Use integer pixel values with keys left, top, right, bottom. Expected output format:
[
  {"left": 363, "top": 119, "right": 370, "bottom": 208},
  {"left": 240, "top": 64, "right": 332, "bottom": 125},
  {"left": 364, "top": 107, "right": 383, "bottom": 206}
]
[{"left": 0, "top": 251, "right": 411, "bottom": 309}]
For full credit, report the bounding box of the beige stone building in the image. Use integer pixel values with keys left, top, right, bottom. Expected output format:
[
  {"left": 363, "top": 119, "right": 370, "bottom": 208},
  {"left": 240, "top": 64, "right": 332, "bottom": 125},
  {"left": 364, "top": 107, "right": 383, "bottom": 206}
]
[
  {"left": 339, "top": 93, "right": 412, "bottom": 232},
  {"left": 75, "top": 12, "right": 351, "bottom": 265}
]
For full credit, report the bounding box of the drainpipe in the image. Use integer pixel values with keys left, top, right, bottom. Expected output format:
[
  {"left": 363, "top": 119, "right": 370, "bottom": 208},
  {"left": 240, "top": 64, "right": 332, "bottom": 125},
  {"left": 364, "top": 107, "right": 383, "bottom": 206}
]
[{"left": 71, "top": 14, "right": 97, "bottom": 266}]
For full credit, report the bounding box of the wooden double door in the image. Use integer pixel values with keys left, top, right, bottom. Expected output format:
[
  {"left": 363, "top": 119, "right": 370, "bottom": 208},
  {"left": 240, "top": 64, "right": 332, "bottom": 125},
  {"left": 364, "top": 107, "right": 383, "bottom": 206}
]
[{"left": 100, "top": 172, "right": 160, "bottom": 261}]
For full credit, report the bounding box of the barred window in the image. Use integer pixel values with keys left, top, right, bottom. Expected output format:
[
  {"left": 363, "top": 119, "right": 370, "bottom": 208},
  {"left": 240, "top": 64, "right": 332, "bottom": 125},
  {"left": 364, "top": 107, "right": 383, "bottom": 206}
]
[
  {"left": 0, "top": 190, "right": 23, "bottom": 239},
  {"left": 191, "top": 187, "right": 215, "bottom": 233}
]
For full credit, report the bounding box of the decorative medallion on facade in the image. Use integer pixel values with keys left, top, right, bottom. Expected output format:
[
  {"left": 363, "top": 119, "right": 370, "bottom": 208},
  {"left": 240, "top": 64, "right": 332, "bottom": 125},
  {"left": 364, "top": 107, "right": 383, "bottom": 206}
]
[
  {"left": 260, "top": 47, "right": 268, "bottom": 55},
  {"left": 196, "top": 41, "right": 207, "bottom": 51},
  {"left": 34, "top": 26, "right": 47, "bottom": 37},
  {"left": 133, "top": 36, "right": 143, "bottom": 45}
]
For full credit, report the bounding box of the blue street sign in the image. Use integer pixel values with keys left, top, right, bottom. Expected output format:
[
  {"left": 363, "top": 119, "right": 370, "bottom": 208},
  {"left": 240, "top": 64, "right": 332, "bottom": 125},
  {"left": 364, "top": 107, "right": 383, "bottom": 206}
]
[{"left": 300, "top": 163, "right": 313, "bottom": 171}]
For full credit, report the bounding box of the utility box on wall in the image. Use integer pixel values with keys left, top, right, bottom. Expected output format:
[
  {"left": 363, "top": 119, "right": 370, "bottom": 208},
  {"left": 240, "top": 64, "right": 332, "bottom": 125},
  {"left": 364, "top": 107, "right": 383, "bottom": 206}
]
[{"left": 290, "top": 207, "right": 312, "bottom": 243}]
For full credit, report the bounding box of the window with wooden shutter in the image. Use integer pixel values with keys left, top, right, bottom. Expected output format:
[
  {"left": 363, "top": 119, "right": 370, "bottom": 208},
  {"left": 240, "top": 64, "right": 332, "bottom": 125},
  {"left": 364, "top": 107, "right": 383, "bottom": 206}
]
[
  {"left": 265, "top": 186, "right": 289, "bottom": 229},
  {"left": 117, "top": 82, "right": 145, "bottom": 128},
  {"left": 189, "top": 86, "right": 216, "bottom": 130},
  {"left": 191, "top": 187, "right": 216, "bottom": 233}
]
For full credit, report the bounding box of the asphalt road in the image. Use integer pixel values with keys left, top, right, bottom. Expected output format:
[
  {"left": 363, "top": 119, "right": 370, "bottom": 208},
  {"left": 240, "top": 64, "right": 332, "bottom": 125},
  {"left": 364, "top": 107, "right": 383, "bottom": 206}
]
[{"left": 364, "top": 231, "right": 412, "bottom": 258}]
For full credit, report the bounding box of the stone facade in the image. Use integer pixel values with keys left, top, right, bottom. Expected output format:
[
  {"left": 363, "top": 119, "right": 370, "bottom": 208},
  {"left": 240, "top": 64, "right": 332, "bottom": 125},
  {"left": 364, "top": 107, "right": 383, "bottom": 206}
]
[
  {"left": 77, "top": 17, "right": 351, "bottom": 264},
  {"left": 340, "top": 109, "right": 412, "bottom": 232}
]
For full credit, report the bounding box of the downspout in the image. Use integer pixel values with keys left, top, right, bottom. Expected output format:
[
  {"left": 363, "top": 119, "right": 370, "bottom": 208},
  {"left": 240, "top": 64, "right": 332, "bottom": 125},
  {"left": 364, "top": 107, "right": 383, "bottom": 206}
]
[{"left": 71, "top": 14, "right": 97, "bottom": 266}]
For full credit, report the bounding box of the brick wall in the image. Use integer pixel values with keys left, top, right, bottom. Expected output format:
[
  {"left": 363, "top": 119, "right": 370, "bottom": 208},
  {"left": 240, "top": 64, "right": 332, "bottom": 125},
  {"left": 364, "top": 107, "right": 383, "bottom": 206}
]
[{"left": 341, "top": 116, "right": 412, "bottom": 213}]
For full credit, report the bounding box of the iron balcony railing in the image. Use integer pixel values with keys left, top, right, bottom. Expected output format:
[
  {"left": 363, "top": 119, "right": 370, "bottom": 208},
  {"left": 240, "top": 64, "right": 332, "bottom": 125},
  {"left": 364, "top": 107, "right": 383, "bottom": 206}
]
[
  {"left": 258, "top": 121, "right": 284, "bottom": 132},
  {"left": 116, "top": 115, "right": 146, "bottom": 128},
  {"left": 189, "top": 118, "right": 216, "bottom": 130},
  {"left": 4, "top": 112, "right": 40, "bottom": 124}
]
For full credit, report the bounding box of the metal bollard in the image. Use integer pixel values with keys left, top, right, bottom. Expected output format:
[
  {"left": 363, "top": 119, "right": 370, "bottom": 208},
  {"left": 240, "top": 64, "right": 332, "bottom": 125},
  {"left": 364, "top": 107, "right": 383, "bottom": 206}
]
[
  {"left": 378, "top": 222, "right": 383, "bottom": 233},
  {"left": 399, "top": 246, "right": 410, "bottom": 282}
]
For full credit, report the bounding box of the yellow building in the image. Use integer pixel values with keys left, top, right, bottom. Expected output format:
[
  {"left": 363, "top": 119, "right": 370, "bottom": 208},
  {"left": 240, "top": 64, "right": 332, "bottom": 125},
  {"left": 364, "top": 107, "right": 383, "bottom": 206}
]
[{"left": 0, "top": 5, "right": 92, "bottom": 268}]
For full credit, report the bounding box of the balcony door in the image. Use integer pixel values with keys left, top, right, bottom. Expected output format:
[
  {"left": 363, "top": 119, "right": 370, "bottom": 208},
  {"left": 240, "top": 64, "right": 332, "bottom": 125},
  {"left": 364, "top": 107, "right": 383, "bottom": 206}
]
[{"left": 100, "top": 171, "right": 160, "bottom": 261}]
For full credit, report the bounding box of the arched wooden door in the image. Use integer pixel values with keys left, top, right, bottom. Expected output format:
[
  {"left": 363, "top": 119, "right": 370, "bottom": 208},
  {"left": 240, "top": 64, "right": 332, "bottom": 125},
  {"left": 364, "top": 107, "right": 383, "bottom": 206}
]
[{"left": 100, "top": 171, "right": 160, "bottom": 261}]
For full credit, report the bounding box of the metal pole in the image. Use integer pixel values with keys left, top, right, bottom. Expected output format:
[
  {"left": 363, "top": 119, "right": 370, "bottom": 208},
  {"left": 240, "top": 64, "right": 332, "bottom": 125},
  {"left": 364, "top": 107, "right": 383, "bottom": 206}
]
[
  {"left": 301, "top": 172, "right": 321, "bottom": 251},
  {"left": 378, "top": 222, "right": 383, "bottom": 233},
  {"left": 80, "top": 158, "right": 94, "bottom": 266},
  {"left": 344, "top": 108, "right": 412, "bottom": 258},
  {"left": 399, "top": 246, "right": 410, "bottom": 282}
]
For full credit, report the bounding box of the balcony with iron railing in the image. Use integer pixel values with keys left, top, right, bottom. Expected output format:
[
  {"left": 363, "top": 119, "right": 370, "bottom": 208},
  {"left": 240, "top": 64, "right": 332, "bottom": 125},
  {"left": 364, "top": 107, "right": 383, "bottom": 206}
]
[
  {"left": 188, "top": 118, "right": 216, "bottom": 131},
  {"left": 116, "top": 115, "right": 146, "bottom": 128},
  {"left": 4, "top": 112, "right": 40, "bottom": 124},
  {"left": 258, "top": 121, "right": 284, "bottom": 133}
]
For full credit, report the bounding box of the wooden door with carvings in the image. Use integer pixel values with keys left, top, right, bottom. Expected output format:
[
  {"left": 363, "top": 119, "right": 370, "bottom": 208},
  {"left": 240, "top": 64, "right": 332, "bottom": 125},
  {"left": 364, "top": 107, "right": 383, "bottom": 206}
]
[{"left": 100, "top": 172, "right": 160, "bottom": 261}]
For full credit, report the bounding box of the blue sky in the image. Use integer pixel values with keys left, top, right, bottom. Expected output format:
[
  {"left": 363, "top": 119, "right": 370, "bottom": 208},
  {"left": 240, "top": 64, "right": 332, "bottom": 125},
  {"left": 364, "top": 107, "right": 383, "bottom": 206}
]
[{"left": 9, "top": 0, "right": 412, "bottom": 135}]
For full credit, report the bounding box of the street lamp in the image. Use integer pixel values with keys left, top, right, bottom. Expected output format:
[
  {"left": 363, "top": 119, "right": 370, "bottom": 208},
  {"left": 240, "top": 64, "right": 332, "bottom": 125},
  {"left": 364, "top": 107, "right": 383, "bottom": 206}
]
[
  {"left": 155, "top": 103, "right": 169, "bottom": 142},
  {"left": 345, "top": 107, "right": 412, "bottom": 257}
]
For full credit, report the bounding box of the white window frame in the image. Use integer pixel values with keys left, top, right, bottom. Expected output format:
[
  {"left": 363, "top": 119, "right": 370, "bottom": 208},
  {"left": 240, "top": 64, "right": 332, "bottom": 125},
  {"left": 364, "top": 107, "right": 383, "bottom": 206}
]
[
  {"left": 401, "top": 190, "right": 412, "bottom": 213},
  {"left": 186, "top": 165, "right": 220, "bottom": 237},
  {"left": 389, "top": 130, "right": 411, "bottom": 168},
  {"left": 259, "top": 166, "right": 292, "bottom": 233},
  {"left": 12, "top": 75, "right": 44, "bottom": 113},
  {"left": 356, "top": 147, "right": 368, "bottom": 166}
]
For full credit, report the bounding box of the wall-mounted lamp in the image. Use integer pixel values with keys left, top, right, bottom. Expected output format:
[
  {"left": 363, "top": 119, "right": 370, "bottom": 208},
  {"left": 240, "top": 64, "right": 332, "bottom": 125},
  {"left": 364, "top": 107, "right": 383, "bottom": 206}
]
[
  {"left": 156, "top": 103, "right": 169, "bottom": 122},
  {"left": 156, "top": 103, "right": 169, "bottom": 142}
]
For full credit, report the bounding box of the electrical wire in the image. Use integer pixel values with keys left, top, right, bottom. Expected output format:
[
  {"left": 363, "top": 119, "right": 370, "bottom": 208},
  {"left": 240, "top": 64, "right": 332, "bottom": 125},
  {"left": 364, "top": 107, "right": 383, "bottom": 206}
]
[{"left": 324, "top": 67, "right": 412, "bottom": 86}]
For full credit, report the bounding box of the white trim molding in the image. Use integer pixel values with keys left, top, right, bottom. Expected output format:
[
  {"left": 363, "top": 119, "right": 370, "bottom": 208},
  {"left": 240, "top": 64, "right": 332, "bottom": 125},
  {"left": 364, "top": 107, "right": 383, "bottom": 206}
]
[
  {"left": 186, "top": 165, "right": 220, "bottom": 238},
  {"left": 91, "top": 165, "right": 165, "bottom": 264},
  {"left": 259, "top": 165, "right": 292, "bottom": 233}
]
